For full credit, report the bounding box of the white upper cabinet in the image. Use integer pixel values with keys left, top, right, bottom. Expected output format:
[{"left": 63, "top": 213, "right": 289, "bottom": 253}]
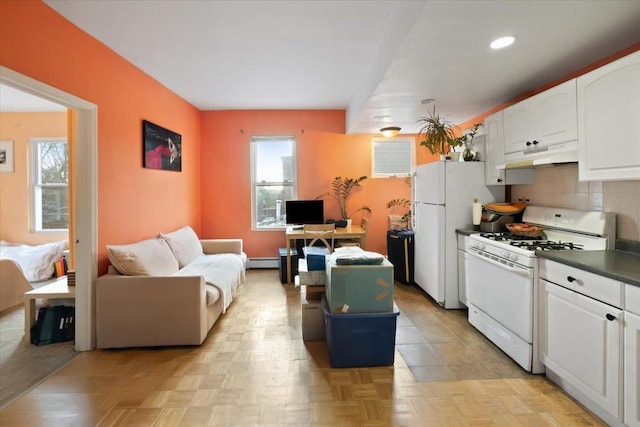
[
  {"left": 577, "top": 50, "right": 640, "bottom": 181},
  {"left": 504, "top": 79, "right": 578, "bottom": 156},
  {"left": 483, "top": 110, "right": 534, "bottom": 186},
  {"left": 484, "top": 111, "right": 506, "bottom": 185}
]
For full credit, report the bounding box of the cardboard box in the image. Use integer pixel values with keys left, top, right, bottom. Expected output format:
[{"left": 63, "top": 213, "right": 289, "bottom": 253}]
[
  {"left": 301, "top": 292, "right": 325, "bottom": 341},
  {"left": 323, "top": 297, "right": 399, "bottom": 367},
  {"left": 302, "top": 284, "right": 325, "bottom": 300},
  {"left": 325, "top": 258, "right": 394, "bottom": 313}
]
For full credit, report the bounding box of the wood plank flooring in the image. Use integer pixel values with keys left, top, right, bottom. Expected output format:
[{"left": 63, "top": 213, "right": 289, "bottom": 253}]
[{"left": 0, "top": 269, "right": 605, "bottom": 426}]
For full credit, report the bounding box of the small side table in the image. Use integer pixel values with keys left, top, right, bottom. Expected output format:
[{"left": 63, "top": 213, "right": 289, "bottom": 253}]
[{"left": 24, "top": 277, "right": 75, "bottom": 344}]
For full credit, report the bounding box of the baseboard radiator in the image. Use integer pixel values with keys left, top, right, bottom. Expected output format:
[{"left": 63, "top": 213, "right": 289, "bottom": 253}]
[{"left": 247, "top": 257, "right": 279, "bottom": 269}]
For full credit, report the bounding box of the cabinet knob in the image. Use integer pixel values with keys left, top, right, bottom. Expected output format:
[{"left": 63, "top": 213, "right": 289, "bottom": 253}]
[
  {"left": 532, "top": 140, "right": 539, "bottom": 145},
  {"left": 606, "top": 313, "right": 616, "bottom": 321},
  {"left": 497, "top": 178, "right": 503, "bottom": 183},
  {"left": 526, "top": 141, "right": 532, "bottom": 146},
  {"left": 567, "top": 276, "right": 576, "bottom": 283}
]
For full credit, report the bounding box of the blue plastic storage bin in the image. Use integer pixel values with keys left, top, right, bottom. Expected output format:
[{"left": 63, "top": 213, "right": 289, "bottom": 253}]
[{"left": 322, "top": 297, "right": 399, "bottom": 368}]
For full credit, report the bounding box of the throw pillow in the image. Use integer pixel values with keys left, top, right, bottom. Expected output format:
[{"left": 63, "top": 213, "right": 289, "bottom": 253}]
[
  {"left": 160, "top": 225, "right": 203, "bottom": 268},
  {"left": 106, "top": 237, "right": 179, "bottom": 276}
]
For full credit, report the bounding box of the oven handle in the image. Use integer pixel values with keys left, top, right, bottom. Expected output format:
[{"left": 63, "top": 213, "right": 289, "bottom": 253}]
[{"left": 467, "top": 250, "right": 531, "bottom": 277}]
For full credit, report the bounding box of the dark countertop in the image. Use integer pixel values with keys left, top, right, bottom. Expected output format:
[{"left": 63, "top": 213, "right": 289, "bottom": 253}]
[
  {"left": 536, "top": 249, "right": 640, "bottom": 287},
  {"left": 456, "top": 228, "right": 479, "bottom": 236}
]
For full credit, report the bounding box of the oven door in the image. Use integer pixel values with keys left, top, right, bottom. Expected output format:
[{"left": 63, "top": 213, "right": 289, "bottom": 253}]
[{"left": 466, "top": 250, "right": 534, "bottom": 342}]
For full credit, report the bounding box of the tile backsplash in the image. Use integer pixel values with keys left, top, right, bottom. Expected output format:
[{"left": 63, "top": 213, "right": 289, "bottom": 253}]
[{"left": 510, "top": 163, "right": 640, "bottom": 241}]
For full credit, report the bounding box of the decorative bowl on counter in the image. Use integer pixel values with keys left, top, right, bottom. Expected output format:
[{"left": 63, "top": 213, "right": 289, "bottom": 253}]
[{"left": 505, "top": 223, "right": 545, "bottom": 237}]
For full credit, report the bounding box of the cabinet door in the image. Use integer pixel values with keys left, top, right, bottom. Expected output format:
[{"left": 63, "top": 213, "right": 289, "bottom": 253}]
[
  {"left": 539, "top": 280, "right": 622, "bottom": 418},
  {"left": 503, "top": 98, "right": 534, "bottom": 154},
  {"left": 536, "top": 79, "right": 578, "bottom": 148},
  {"left": 484, "top": 110, "right": 506, "bottom": 185},
  {"left": 626, "top": 310, "right": 640, "bottom": 427},
  {"left": 578, "top": 50, "right": 640, "bottom": 181}
]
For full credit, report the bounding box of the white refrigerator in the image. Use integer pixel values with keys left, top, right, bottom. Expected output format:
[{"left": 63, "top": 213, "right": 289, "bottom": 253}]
[{"left": 412, "top": 161, "right": 504, "bottom": 309}]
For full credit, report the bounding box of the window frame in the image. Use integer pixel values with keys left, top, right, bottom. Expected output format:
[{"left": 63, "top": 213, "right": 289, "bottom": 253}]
[
  {"left": 30, "top": 137, "right": 69, "bottom": 233},
  {"left": 250, "top": 135, "right": 297, "bottom": 230}
]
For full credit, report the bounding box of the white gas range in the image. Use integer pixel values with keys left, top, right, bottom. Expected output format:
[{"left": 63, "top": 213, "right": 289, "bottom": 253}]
[{"left": 466, "top": 205, "right": 616, "bottom": 373}]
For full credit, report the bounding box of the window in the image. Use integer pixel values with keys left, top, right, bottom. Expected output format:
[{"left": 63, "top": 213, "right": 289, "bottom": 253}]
[
  {"left": 251, "top": 136, "right": 296, "bottom": 229},
  {"left": 371, "top": 138, "right": 414, "bottom": 177},
  {"left": 31, "top": 138, "right": 68, "bottom": 231}
]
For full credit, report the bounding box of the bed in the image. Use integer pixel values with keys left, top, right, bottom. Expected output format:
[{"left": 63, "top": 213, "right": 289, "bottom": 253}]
[{"left": 0, "top": 240, "right": 68, "bottom": 312}]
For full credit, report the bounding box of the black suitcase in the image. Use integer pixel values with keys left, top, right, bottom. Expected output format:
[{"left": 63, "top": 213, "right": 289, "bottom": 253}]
[
  {"left": 387, "top": 230, "right": 415, "bottom": 285},
  {"left": 30, "top": 305, "right": 75, "bottom": 346}
]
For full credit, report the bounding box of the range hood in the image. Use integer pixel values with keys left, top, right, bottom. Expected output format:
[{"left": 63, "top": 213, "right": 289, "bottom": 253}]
[{"left": 496, "top": 148, "right": 578, "bottom": 170}]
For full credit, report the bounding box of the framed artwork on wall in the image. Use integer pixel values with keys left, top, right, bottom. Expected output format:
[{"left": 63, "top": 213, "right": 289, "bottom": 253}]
[
  {"left": 143, "top": 120, "right": 181, "bottom": 171},
  {"left": 0, "top": 140, "right": 15, "bottom": 173}
]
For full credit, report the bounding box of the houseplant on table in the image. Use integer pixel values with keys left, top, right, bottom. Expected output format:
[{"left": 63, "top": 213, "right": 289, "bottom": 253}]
[{"left": 317, "top": 176, "right": 371, "bottom": 226}]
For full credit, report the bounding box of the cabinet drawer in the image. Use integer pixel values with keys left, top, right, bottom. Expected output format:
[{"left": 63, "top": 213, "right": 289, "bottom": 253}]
[
  {"left": 539, "top": 259, "right": 624, "bottom": 308},
  {"left": 627, "top": 284, "right": 640, "bottom": 316}
]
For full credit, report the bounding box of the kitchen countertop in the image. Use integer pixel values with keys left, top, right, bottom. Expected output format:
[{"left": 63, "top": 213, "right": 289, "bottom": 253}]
[
  {"left": 536, "top": 249, "right": 640, "bottom": 287},
  {"left": 456, "top": 228, "right": 479, "bottom": 236}
]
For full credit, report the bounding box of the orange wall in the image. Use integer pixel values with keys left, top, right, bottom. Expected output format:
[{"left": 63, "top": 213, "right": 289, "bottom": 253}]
[
  {"left": 0, "top": 1, "right": 202, "bottom": 273},
  {"left": 0, "top": 112, "right": 68, "bottom": 245},
  {"left": 200, "top": 110, "right": 433, "bottom": 257}
]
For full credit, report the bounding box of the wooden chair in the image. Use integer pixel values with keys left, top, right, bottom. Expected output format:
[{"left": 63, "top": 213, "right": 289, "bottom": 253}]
[{"left": 303, "top": 223, "right": 336, "bottom": 252}]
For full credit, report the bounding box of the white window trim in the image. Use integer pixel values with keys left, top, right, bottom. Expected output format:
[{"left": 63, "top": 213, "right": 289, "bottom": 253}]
[
  {"left": 250, "top": 136, "right": 297, "bottom": 230},
  {"left": 371, "top": 137, "right": 415, "bottom": 178},
  {"left": 30, "top": 137, "right": 69, "bottom": 232}
]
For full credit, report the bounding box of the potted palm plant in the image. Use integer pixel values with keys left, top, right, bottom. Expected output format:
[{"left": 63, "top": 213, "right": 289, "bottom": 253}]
[
  {"left": 317, "top": 176, "right": 371, "bottom": 225},
  {"left": 417, "top": 106, "right": 461, "bottom": 159}
]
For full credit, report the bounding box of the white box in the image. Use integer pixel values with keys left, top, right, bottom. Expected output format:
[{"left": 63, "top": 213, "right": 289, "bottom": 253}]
[
  {"left": 298, "top": 258, "right": 326, "bottom": 285},
  {"left": 301, "top": 293, "right": 325, "bottom": 341}
]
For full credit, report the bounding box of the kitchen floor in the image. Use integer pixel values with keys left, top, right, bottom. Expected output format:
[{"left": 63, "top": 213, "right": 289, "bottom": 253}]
[{"left": 0, "top": 269, "right": 605, "bottom": 426}]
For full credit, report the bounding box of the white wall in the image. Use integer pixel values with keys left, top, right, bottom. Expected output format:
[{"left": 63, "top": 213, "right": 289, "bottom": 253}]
[{"left": 510, "top": 163, "right": 640, "bottom": 241}]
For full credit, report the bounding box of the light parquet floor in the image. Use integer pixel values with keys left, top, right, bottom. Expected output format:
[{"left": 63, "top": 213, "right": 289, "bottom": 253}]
[{"left": 0, "top": 269, "right": 605, "bottom": 426}]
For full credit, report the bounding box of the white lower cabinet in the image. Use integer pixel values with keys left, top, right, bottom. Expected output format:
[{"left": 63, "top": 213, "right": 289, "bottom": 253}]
[
  {"left": 626, "top": 310, "right": 640, "bottom": 426},
  {"left": 539, "top": 278, "right": 623, "bottom": 422},
  {"left": 625, "top": 283, "right": 640, "bottom": 427}
]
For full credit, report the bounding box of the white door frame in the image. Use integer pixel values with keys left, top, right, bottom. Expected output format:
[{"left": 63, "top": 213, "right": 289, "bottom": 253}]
[{"left": 1, "top": 66, "right": 98, "bottom": 351}]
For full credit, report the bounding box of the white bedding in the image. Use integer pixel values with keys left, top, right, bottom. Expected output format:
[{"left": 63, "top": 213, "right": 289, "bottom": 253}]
[
  {"left": 174, "top": 253, "right": 244, "bottom": 313},
  {"left": 0, "top": 240, "right": 68, "bottom": 282}
]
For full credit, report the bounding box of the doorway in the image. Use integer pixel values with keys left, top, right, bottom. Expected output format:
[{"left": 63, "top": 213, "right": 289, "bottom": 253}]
[{"left": 0, "top": 66, "right": 98, "bottom": 351}]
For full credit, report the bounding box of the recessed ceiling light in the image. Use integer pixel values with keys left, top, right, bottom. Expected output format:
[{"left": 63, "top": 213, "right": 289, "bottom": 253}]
[{"left": 490, "top": 36, "right": 515, "bottom": 49}]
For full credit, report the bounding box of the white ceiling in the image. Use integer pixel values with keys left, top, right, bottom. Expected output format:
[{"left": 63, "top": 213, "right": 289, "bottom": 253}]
[
  {"left": 0, "top": 84, "right": 66, "bottom": 112},
  {"left": 6, "top": 1, "right": 640, "bottom": 134}
]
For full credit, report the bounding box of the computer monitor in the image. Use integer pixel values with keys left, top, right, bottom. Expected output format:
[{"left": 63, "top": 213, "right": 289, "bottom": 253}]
[{"left": 285, "top": 199, "right": 324, "bottom": 225}]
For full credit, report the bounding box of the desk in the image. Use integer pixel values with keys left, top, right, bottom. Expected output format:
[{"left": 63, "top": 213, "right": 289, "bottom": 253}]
[
  {"left": 285, "top": 225, "right": 366, "bottom": 285},
  {"left": 24, "top": 277, "right": 75, "bottom": 343}
]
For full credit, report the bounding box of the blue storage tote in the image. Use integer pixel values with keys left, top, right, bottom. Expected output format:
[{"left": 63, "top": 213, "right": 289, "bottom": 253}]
[
  {"left": 323, "top": 297, "right": 399, "bottom": 368},
  {"left": 325, "top": 258, "right": 394, "bottom": 313}
]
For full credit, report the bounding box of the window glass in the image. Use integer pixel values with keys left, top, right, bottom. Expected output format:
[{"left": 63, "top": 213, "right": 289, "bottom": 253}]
[
  {"left": 32, "top": 139, "right": 68, "bottom": 231},
  {"left": 251, "top": 136, "right": 296, "bottom": 229}
]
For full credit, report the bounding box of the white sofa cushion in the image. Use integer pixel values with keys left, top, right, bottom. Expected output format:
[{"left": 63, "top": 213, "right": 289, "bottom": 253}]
[
  {"left": 160, "top": 225, "right": 204, "bottom": 268},
  {"left": 106, "top": 237, "right": 179, "bottom": 276}
]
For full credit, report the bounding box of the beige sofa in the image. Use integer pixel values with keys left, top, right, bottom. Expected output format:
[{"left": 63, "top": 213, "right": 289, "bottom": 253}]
[{"left": 96, "top": 226, "right": 246, "bottom": 349}]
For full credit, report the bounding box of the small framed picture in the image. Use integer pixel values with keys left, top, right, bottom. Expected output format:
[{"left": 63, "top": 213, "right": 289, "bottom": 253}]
[
  {"left": 143, "top": 120, "right": 182, "bottom": 171},
  {"left": 0, "top": 140, "right": 15, "bottom": 174}
]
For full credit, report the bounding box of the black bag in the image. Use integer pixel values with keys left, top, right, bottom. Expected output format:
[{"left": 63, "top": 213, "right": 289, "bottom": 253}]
[{"left": 30, "top": 305, "right": 75, "bottom": 346}]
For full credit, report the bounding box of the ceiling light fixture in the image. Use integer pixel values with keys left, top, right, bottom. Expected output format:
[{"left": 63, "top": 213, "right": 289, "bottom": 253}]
[
  {"left": 490, "top": 36, "right": 515, "bottom": 49},
  {"left": 380, "top": 126, "right": 401, "bottom": 138}
]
